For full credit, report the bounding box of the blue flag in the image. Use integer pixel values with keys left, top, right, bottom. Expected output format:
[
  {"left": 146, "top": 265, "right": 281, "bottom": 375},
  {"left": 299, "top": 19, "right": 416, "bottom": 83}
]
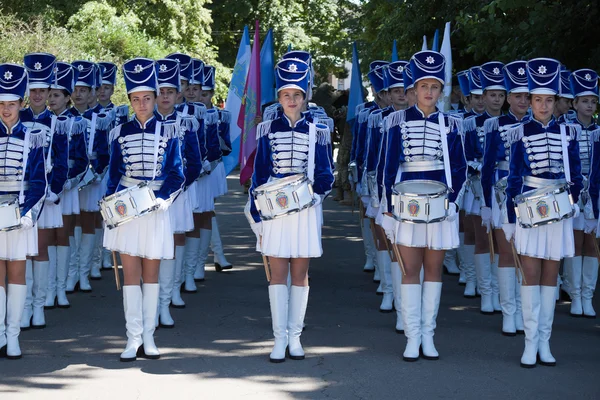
[
  {"left": 432, "top": 29, "right": 440, "bottom": 52},
  {"left": 287, "top": 43, "right": 292, "bottom": 53},
  {"left": 260, "top": 29, "right": 275, "bottom": 106},
  {"left": 346, "top": 42, "right": 364, "bottom": 124},
  {"left": 223, "top": 25, "right": 251, "bottom": 175},
  {"left": 392, "top": 40, "right": 398, "bottom": 62}
]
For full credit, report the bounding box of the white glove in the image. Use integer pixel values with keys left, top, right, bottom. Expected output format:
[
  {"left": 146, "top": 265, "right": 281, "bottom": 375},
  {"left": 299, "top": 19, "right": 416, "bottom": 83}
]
[
  {"left": 20, "top": 216, "right": 33, "bottom": 230},
  {"left": 202, "top": 160, "right": 212, "bottom": 174},
  {"left": 573, "top": 204, "right": 580, "bottom": 218},
  {"left": 155, "top": 198, "right": 170, "bottom": 211},
  {"left": 63, "top": 180, "right": 72, "bottom": 191},
  {"left": 502, "top": 223, "right": 516, "bottom": 242},
  {"left": 45, "top": 191, "right": 59, "bottom": 204},
  {"left": 313, "top": 194, "right": 323, "bottom": 206},
  {"left": 584, "top": 218, "right": 598, "bottom": 234},
  {"left": 480, "top": 206, "right": 492, "bottom": 232},
  {"left": 446, "top": 203, "right": 458, "bottom": 222},
  {"left": 381, "top": 213, "right": 397, "bottom": 241},
  {"left": 250, "top": 221, "right": 263, "bottom": 237}
]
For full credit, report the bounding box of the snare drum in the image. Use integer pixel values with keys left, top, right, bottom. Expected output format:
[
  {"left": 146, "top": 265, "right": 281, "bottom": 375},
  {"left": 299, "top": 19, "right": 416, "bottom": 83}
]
[
  {"left": 99, "top": 183, "right": 159, "bottom": 229},
  {"left": 391, "top": 180, "right": 449, "bottom": 224},
  {"left": 348, "top": 161, "right": 358, "bottom": 184},
  {"left": 0, "top": 195, "right": 21, "bottom": 231},
  {"left": 514, "top": 184, "right": 574, "bottom": 228},
  {"left": 494, "top": 177, "right": 508, "bottom": 205},
  {"left": 253, "top": 174, "right": 315, "bottom": 220}
]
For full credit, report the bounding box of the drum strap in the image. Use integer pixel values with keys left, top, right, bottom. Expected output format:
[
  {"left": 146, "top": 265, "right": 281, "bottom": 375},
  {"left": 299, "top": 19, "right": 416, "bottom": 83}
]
[
  {"left": 307, "top": 123, "right": 316, "bottom": 182},
  {"left": 20, "top": 128, "right": 31, "bottom": 204},
  {"left": 87, "top": 113, "right": 97, "bottom": 157},
  {"left": 437, "top": 113, "right": 453, "bottom": 191},
  {"left": 46, "top": 115, "right": 57, "bottom": 172},
  {"left": 152, "top": 121, "right": 162, "bottom": 181},
  {"left": 559, "top": 124, "right": 571, "bottom": 183}
]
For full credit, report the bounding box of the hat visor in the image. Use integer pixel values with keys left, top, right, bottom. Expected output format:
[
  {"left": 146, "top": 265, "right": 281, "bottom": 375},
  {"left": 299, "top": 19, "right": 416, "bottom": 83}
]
[
  {"left": 574, "top": 91, "right": 598, "bottom": 98},
  {"left": 201, "top": 86, "right": 214, "bottom": 91},
  {"left": 414, "top": 76, "right": 445, "bottom": 85},
  {"left": 530, "top": 88, "right": 557, "bottom": 95},
  {"left": 277, "top": 84, "right": 306, "bottom": 93},
  {"left": 508, "top": 87, "right": 529, "bottom": 94},
  {"left": 50, "top": 84, "right": 71, "bottom": 94},
  {"left": 188, "top": 80, "right": 202, "bottom": 85},
  {"left": 388, "top": 83, "right": 405, "bottom": 89},
  {"left": 101, "top": 80, "right": 115, "bottom": 86},
  {"left": 75, "top": 82, "right": 92, "bottom": 88},
  {"left": 0, "top": 94, "right": 22, "bottom": 101},
  {"left": 28, "top": 83, "right": 51, "bottom": 90},
  {"left": 127, "top": 86, "right": 157, "bottom": 94},
  {"left": 470, "top": 89, "right": 483, "bottom": 95},
  {"left": 158, "top": 83, "right": 179, "bottom": 90},
  {"left": 483, "top": 85, "right": 506, "bottom": 92}
]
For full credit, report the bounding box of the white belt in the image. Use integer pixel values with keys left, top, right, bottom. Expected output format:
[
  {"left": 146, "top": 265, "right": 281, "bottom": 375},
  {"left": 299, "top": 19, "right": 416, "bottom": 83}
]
[
  {"left": 401, "top": 160, "right": 444, "bottom": 172},
  {"left": 496, "top": 161, "right": 509, "bottom": 171},
  {"left": 522, "top": 176, "right": 566, "bottom": 189},
  {"left": 119, "top": 176, "right": 163, "bottom": 190},
  {"left": 0, "top": 181, "right": 28, "bottom": 191}
]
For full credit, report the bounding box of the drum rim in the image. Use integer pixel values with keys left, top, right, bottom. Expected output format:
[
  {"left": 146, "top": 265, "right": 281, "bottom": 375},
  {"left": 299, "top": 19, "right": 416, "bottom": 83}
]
[
  {"left": 254, "top": 174, "right": 308, "bottom": 194},
  {"left": 515, "top": 184, "right": 568, "bottom": 202},
  {"left": 392, "top": 179, "right": 448, "bottom": 197}
]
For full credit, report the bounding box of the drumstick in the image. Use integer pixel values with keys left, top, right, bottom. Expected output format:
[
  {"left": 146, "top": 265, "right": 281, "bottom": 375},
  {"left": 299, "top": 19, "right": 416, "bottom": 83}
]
[
  {"left": 259, "top": 236, "right": 271, "bottom": 282},
  {"left": 383, "top": 236, "right": 394, "bottom": 263},
  {"left": 488, "top": 228, "right": 495, "bottom": 264},
  {"left": 112, "top": 251, "right": 121, "bottom": 291},
  {"left": 510, "top": 240, "right": 527, "bottom": 286},
  {"left": 391, "top": 242, "right": 407, "bottom": 276}
]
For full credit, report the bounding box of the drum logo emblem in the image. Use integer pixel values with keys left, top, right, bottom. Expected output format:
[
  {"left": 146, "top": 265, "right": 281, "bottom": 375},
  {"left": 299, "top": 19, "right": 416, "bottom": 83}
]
[
  {"left": 275, "top": 192, "right": 289, "bottom": 209},
  {"left": 536, "top": 200, "right": 549, "bottom": 218},
  {"left": 115, "top": 200, "right": 127, "bottom": 217},
  {"left": 408, "top": 200, "right": 420, "bottom": 217}
]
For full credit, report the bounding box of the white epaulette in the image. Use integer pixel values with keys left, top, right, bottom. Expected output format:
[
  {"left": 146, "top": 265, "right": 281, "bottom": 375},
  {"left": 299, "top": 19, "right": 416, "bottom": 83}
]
[{"left": 256, "top": 120, "right": 273, "bottom": 140}]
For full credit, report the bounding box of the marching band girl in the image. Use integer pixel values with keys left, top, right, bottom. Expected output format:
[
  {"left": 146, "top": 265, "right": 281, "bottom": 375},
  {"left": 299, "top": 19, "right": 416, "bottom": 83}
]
[
  {"left": 103, "top": 58, "right": 184, "bottom": 361},
  {"left": 248, "top": 56, "right": 334, "bottom": 362},
  {"left": 503, "top": 58, "right": 583, "bottom": 368},
  {"left": 0, "top": 63, "right": 47, "bottom": 359},
  {"left": 381, "top": 50, "right": 466, "bottom": 361}
]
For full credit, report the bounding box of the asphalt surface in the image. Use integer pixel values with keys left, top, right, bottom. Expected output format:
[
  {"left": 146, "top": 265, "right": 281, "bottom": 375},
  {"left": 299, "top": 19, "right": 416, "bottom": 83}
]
[{"left": 1, "top": 175, "right": 599, "bottom": 399}]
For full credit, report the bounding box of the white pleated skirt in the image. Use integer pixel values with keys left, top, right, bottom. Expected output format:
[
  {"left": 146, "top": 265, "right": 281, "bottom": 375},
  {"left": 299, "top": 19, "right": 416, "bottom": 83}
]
[
  {"left": 191, "top": 175, "right": 215, "bottom": 213},
  {"left": 79, "top": 174, "right": 108, "bottom": 212},
  {"left": 366, "top": 202, "right": 379, "bottom": 219},
  {"left": 514, "top": 218, "right": 574, "bottom": 261},
  {"left": 258, "top": 204, "right": 323, "bottom": 258},
  {"left": 169, "top": 190, "right": 194, "bottom": 234},
  {"left": 393, "top": 218, "right": 459, "bottom": 250},
  {"left": 572, "top": 212, "right": 585, "bottom": 231},
  {"left": 210, "top": 161, "right": 228, "bottom": 198},
  {"left": 37, "top": 202, "right": 64, "bottom": 229},
  {"left": 61, "top": 187, "right": 80, "bottom": 215},
  {"left": 462, "top": 180, "right": 483, "bottom": 215},
  {"left": 491, "top": 189, "right": 508, "bottom": 229},
  {"left": 0, "top": 226, "right": 38, "bottom": 261},
  {"left": 103, "top": 209, "right": 174, "bottom": 260}
]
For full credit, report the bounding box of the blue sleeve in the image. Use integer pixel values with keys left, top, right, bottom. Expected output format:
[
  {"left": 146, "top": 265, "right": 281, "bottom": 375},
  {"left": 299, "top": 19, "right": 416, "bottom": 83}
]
[
  {"left": 183, "top": 130, "right": 202, "bottom": 187},
  {"left": 49, "top": 132, "right": 69, "bottom": 196},
  {"left": 196, "top": 118, "right": 207, "bottom": 160},
  {"left": 106, "top": 135, "right": 124, "bottom": 197},
  {"left": 204, "top": 110, "right": 222, "bottom": 162},
  {"left": 23, "top": 144, "right": 46, "bottom": 217},
  {"left": 156, "top": 137, "right": 185, "bottom": 200},
  {"left": 249, "top": 134, "right": 272, "bottom": 223},
  {"left": 481, "top": 129, "right": 497, "bottom": 208},
  {"left": 218, "top": 112, "right": 232, "bottom": 157},
  {"left": 366, "top": 123, "right": 380, "bottom": 173},
  {"left": 464, "top": 127, "right": 477, "bottom": 162},
  {"left": 312, "top": 138, "right": 335, "bottom": 196},
  {"left": 68, "top": 131, "right": 88, "bottom": 179},
  {"left": 384, "top": 125, "right": 401, "bottom": 213},
  {"left": 589, "top": 140, "right": 600, "bottom": 218},
  {"left": 448, "top": 129, "right": 467, "bottom": 203},
  {"left": 92, "top": 128, "right": 110, "bottom": 175},
  {"left": 568, "top": 134, "right": 583, "bottom": 204},
  {"left": 356, "top": 120, "right": 369, "bottom": 181},
  {"left": 506, "top": 140, "right": 525, "bottom": 224},
  {"left": 376, "top": 129, "right": 387, "bottom": 201}
]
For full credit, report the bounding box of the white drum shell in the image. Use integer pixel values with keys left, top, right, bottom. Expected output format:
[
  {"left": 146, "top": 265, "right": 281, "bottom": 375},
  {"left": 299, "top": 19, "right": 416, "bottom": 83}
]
[
  {"left": 392, "top": 180, "right": 449, "bottom": 224},
  {"left": 100, "top": 185, "right": 158, "bottom": 229},
  {"left": 0, "top": 196, "right": 21, "bottom": 231},
  {"left": 514, "top": 185, "right": 574, "bottom": 228},
  {"left": 254, "top": 175, "right": 315, "bottom": 220}
]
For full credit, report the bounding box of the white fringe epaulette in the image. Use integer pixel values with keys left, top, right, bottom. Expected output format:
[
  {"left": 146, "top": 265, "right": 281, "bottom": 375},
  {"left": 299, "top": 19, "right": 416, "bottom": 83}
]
[
  {"left": 368, "top": 110, "right": 383, "bottom": 129},
  {"left": 108, "top": 124, "right": 122, "bottom": 144},
  {"left": 463, "top": 114, "right": 477, "bottom": 132},
  {"left": 162, "top": 120, "right": 178, "bottom": 140},
  {"left": 563, "top": 123, "right": 582, "bottom": 141},
  {"left": 193, "top": 103, "right": 206, "bottom": 120},
  {"left": 94, "top": 112, "right": 114, "bottom": 131},
  {"left": 179, "top": 113, "right": 200, "bottom": 133},
  {"left": 263, "top": 103, "right": 281, "bottom": 121},
  {"left": 204, "top": 109, "right": 220, "bottom": 125},
  {"left": 256, "top": 120, "right": 274, "bottom": 140},
  {"left": 219, "top": 109, "right": 231, "bottom": 124},
  {"left": 314, "top": 116, "right": 334, "bottom": 132},
  {"left": 590, "top": 127, "right": 600, "bottom": 142},
  {"left": 115, "top": 105, "right": 129, "bottom": 118},
  {"left": 483, "top": 116, "right": 499, "bottom": 134},
  {"left": 28, "top": 127, "right": 47, "bottom": 149},
  {"left": 357, "top": 108, "right": 371, "bottom": 125},
  {"left": 385, "top": 109, "right": 406, "bottom": 131},
  {"left": 447, "top": 114, "right": 464, "bottom": 136},
  {"left": 69, "top": 117, "right": 88, "bottom": 136},
  {"left": 355, "top": 102, "right": 366, "bottom": 116},
  {"left": 54, "top": 117, "right": 71, "bottom": 135},
  {"left": 315, "top": 123, "right": 332, "bottom": 146},
  {"left": 506, "top": 123, "right": 524, "bottom": 145}
]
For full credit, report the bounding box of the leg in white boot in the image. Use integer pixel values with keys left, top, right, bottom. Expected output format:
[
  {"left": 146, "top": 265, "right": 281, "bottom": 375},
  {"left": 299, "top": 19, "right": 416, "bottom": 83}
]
[
  {"left": 400, "top": 284, "right": 422, "bottom": 362},
  {"left": 171, "top": 245, "right": 186, "bottom": 307},
  {"left": 7, "top": 284, "right": 27, "bottom": 359},
  {"left": 66, "top": 226, "right": 82, "bottom": 293},
  {"left": 567, "top": 256, "right": 583, "bottom": 317},
  {"left": 421, "top": 282, "right": 442, "bottom": 360},
  {"left": 183, "top": 236, "right": 199, "bottom": 293},
  {"left": 45, "top": 246, "right": 57, "bottom": 309},
  {"left": 78, "top": 233, "right": 95, "bottom": 292},
  {"left": 474, "top": 253, "right": 494, "bottom": 314},
  {"left": 31, "top": 260, "right": 49, "bottom": 329},
  {"left": 581, "top": 256, "right": 598, "bottom": 318},
  {"left": 141, "top": 283, "right": 160, "bottom": 359},
  {"left": 498, "top": 267, "right": 517, "bottom": 336},
  {"left": 390, "top": 261, "right": 403, "bottom": 333},
  {"left": 362, "top": 218, "right": 376, "bottom": 273},
  {"left": 56, "top": 246, "right": 71, "bottom": 308},
  {"left": 211, "top": 216, "right": 232, "bottom": 271},
  {"left": 158, "top": 259, "right": 175, "bottom": 328},
  {"left": 520, "top": 285, "right": 540, "bottom": 368},
  {"left": 20, "top": 260, "right": 33, "bottom": 330},
  {"left": 194, "top": 229, "right": 211, "bottom": 281},
  {"left": 538, "top": 285, "right": 557, "bottom": 366},
  {"left": 457, "top": 233, "right": 467, "bottom": 284},
  {"left": 102, "top": 240, "right": 113, "bottom": 270},
  {"left": 0, "top": 287, "right": 6, "bottom": 356},
  {"left": 515, "top": 271, "right": 524, "bottom": 334},
  {"left": 378, "top": 251, "right": 393, "bottom": 312},
  {"left": 120, "top": 285, "right": 143, "bottom": 362},
  {"left": 90, "top": 228, "right": 103, "bottom": 280},
  {"left": 268, "top": 285, "right": 289, "bottom": 363},
  {"left": 288, "top": 285, "right": 309, "bottom": 360},
  {"left": 443, "top": 249, "right": 460, "bottom": 275},
  {"left": 491, "top": 255, "right": 501, "bottom": 312},
  {"left": 462, "top": 245, "right": 477, "bottom": 297}
]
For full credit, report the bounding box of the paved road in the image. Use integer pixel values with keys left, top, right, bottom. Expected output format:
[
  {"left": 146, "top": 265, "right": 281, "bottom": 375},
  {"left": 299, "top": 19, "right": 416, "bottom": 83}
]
[{"left": 1, "top": 176, "right": 599, "bottom": 399}]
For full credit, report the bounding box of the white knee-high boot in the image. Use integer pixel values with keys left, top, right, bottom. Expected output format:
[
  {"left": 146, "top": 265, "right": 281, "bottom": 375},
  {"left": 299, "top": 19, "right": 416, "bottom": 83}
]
[
  {"left": 7, "top": 284, "right": 27, "bottom": 359},
  {"left": 45, "top": 246, "right": 57, "bottom": 308},
  {"left": 158, "top": 259, "right": 175, "bottom": 328},
  {"left": 120, "top": 285, "right": 143, "bottom": 362},
  {"left": 443, "top": 249, "right": 460, "bottom": 275},
  {"left": 581, "top": 256, "right": 598, "bottom": 318},
  {"left": 66, "top": 225, "right": 82, "bottom": 292},
  {"left": 378, "top": 251, "right": 393, "bottom": 312},
  {"left": 20, "top": 259, "right": 33, "bottom": 329},
  {"left": 498, "top": 267, "right": 517, "bottom": 336},
  {"left": 211, "top": 216, "right": 232, "bottom": 271},
  {"left": 78, "top": 233, "right": 95, "bottom": 292},
  {"left": 183, "top": 236, "right": 200, "bottom": 293},
  {"left": 288, "top": 285, "right": 309, "bottom": 360},
  {"left": 90, "top": 228, "right": 103, "bottom": 279},
  {"left": 56, "top": 246, "right": 71, "bottom": 308},
  {"left": 268, "top": 285, "right": 289, "bottom": 363},
  {"left": 390, "top": 261, "right": 403, "bottom": 333},
  {"left": 457, "top": 233, "right": 467, "bottom": 284},
  {"left": 31, "top": 260, "right": 49, "bottom": 329},
  {"left": 0, "top": 287, "right": 6, "bottom": 355},
  {"left": 400, "top": 284, "right": 422, "bottom": 361},
  {"left": 567, "top": 256, "right": 583, "bottom": 316},
  {"left": 362, "top": 218, "right": 376, "bottom": 273},
  {"left": 194, "top": 228, "right": 212, "bottom": 281},
  {"left": 491, "top": 254, "right": 501, "bottom": 312},
  {"left": 520, "top": 285, "right": 540, "bottom": 368},
  {"left": 141, "top": 283, "right": 160, "bottom": 359},
  {"left": 515, "top": 270, "right": 524, "bottom": 333},
  {"left": 538, "top": 285, "right": 557, "bottom": 366},
  {"left": 421, "top": 281, "right": 442, "bottom": 360},
  {"left": 171, "top": 245, "right": 186, "bottom": 307},
  {"left": 474, "top": 253, "right": 493, "bottom": 314},
  {"left": 462, "top": 244, "right": 477, "bottom": 297}
]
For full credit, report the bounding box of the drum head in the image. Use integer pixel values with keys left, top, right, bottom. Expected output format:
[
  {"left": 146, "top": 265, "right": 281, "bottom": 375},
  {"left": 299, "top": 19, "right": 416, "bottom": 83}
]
[
  {"left": 517, "top": 184, "right": 565, "bottom": 202},
  {"left": 394, "top": 180, "right": 447, "bottom": 196},
  {"left": 257, "top": 174, "right": 305, "bottom": 191}
]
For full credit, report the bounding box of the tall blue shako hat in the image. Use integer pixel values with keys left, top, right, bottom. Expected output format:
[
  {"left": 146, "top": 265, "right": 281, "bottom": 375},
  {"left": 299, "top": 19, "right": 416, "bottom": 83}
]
[
  {"left": 156, "top": 59, "right": 180, "bottom": 92},
  {"left": 122, "top": 58, "right": 159, "bottom": 95},
  {"left": 202, "top": 65, "right": 215, "bottom": 91},
  {"left": 71, "top": 60, "right": 96, "bottom": 88},
  {"left": 456, "top": 70, "right": 471, "bottom": 96},
  {"left": 384, "top": 60, "right": 408, "bottom": 89},
  {"left": 275, "top": 58, "right": 310, "bottom": 94},
  {"left": 479, "top": 61, "right": 506, "bottom": 91},
  {"left": 367, "top": 61, "right": 388, "bottom": 93},
  {"left": 503, "top": 61, "right": 529, "bottom": 94},
  {"left": 409, "top": 51, "right": 445, "bottom": 86},
  {"left": 559, "top": 69, "right": 573, "bottom": 99},
  {"left": 402, "top": 62, "right": 414, "bottom": 90},
  {"left": 92, "top": 63, "right": 104, "bottom": 89},
  {"left": 23, "top": 53, "right": 56, "bottom": 89},
  {"left": 51, "top": 62, "right": 78, "bottom": 95},
  {"left": 282, "top": 51, "right": 313, "bottom": 97},
  {"left": 468, "top": 66, "right": 483, "bottom": 95},
  {"left": 98, "top": 62, "right": 117, "bottom": 86},
  {"left": 526, "top": 58, "right": 561, "bottom": 95},
  {"left": 189, "top": 59, "right": 204, "bottom": 86},
  {"left": 165, "top": 53, "right": 192, "bottom": 82},
  {"left": 570, "top": 69, "right": 599, "bottom": 98},
  {"left": 0, "top": 64, "right": 28, "bottom": 101}
]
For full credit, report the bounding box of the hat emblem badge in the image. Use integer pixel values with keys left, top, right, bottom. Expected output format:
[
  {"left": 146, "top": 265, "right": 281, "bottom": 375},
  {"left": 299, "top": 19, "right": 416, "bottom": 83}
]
[
  {"left": 397, "top": 66, "right": 404, "bottom": 72},
  {"left": 3, "top": 71, "right": 13, "bottom": 80},
  {"left": 288, "top": 63, "right": 298, "bottom": 72},
  {"left": 134, "top": 64, "right": 143, "bottom": 73},
  {"left": 537, "top": 65, "right": 547, "bottom": 74},
  {"left": 77, "top": 65, "right": 84, "bottom": 71},
  {"left": 585, "top": 73, "right": 592, "bottom": 81},
  {"left": 159, "top": 64, "right": 167, "bottom": 72},
  {"left": 517, "top": 67, "right": 525, "bottom": 76},
  {"left": 493, "top": 67, "right": 500, "bottom": 75},
  {"left": 34, "top": 62, "right": 42, "bottom": 70},
  {"left": 426, "top": 56, "right": 435, "bottom": 64}
]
